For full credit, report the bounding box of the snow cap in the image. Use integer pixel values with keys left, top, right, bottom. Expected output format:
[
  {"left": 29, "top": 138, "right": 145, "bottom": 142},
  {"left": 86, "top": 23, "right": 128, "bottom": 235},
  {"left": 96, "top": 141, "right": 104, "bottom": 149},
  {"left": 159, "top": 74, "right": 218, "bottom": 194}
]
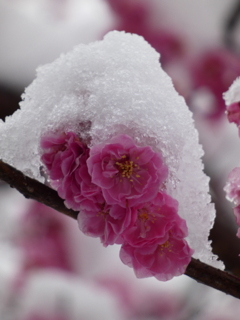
[{"left": 0, "top": 31, "right": 223, "bottom": 269}]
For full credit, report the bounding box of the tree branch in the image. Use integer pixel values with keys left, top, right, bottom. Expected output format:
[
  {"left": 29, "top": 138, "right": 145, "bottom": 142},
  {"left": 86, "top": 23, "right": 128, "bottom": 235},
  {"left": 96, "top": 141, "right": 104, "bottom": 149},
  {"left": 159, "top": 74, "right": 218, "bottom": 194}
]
[
  {"left": 185, "top": 258, "right": 240, "bottom": 299},
  {"left": 1, "top": 159, "right": 240, "bottom": 298},
  {"left": 0, "top": 159, "right": 78, "bottom": 220},
  {"left": 223, "top": 0, "right": 240, "bottom": 51}
]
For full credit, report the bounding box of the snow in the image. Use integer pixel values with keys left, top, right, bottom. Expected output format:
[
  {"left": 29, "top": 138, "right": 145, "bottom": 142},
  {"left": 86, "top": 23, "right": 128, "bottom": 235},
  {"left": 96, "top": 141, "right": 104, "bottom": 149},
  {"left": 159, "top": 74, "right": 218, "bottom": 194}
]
[
  {"left": 224, "top": 77, "right": 240, "bottom": 106},
  {"left": 0, "top": 30, "right": 223, "bottom": 269}
]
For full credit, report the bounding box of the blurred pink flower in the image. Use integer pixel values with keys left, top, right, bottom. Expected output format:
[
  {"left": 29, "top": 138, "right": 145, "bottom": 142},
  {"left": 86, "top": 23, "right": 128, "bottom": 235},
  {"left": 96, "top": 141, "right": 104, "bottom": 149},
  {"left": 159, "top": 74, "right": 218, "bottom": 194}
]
[
  {"left": 122, "top": 192, "right": 187, "bottom": 247},
  {"left": 16, "top": 202, "right": 72, "bottom": 272},
  {"left": 107, "top": 0, "right": 185, "bottom": 66},
  {"left": 120, "top": 234, "right": 193, "bottom": 281},
  {"left": 142, "top": 30, "right": 185, "bottom": 65},
  {"left": 106, "top": 0, "right": 149, "bottom": 25},
  {"left": 224, "top": 167, "right": 240, "bottom": 205},
  {"left": 87, "top": 134, "right": 168, "bottom": 208},
  {"left": 78, "top": 199, "right": 136, "bottom": 246},
  {"left": 191, "top": 49, "right": 240, "bottom": 119}
]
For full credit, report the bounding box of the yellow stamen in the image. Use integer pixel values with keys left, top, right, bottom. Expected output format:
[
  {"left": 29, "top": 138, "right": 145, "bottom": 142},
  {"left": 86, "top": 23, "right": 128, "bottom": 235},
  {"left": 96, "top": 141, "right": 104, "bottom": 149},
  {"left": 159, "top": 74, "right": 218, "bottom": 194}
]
[
  {"left": 116, "top": 159, "right": 134, "bottom": 179},
  {"left": 96, "top": 205, "right": 109, "bottom": 219},
  {"left": 159, "top": 241, "right": 172, "bottom": 252},
  {"left": 139, "top": 212, "right": 149, "bottom": 221}
]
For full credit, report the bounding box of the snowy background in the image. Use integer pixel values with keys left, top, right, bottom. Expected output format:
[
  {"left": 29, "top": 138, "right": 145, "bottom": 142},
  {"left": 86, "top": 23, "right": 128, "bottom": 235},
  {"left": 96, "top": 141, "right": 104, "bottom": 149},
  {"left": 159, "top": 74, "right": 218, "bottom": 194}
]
[{"left": 1, "top": 0, "right": 240, "bottom": 319}]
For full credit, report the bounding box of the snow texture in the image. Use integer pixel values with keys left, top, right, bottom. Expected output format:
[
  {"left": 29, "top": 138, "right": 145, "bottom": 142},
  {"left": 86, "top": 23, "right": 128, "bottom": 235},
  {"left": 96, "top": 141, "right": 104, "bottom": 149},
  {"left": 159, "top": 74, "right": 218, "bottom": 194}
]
[
  {"left": 0, "top": 31, "right": 223, "bottom": 269},
  {"left": 224, "top": 77, "right": 240, "bottom": 106}
]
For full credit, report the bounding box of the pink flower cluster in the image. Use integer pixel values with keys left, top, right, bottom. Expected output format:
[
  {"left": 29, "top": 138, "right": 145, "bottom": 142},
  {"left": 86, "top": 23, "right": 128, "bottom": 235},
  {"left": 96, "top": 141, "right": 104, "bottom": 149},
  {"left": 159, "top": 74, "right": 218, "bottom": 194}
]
[{"left": 41, "top": 132, "right": 193, "bottom": 280}]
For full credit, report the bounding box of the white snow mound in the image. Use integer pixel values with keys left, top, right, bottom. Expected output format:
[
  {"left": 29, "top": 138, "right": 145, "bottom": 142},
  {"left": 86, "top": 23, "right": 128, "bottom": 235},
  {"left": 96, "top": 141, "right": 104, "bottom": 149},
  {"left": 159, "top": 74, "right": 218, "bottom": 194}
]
[{"left": 0, "top": 31, "right": 223, "bottom": 269}]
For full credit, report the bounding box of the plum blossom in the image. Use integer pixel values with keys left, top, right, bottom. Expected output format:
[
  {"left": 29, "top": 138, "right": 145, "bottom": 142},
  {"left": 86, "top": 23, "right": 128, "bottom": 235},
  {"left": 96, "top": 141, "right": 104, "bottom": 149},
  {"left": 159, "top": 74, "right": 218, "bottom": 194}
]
[
  {"left": 106, "top": 0, "right": 149, "bottom": 25},
  {"left": 223, "top": 77, "right": 240, "bottom": 134},
  {"left": 191, "top": 49, "right": 240, "bottom": 119},
  {"left": 122, "top": 192, "right": 187, "bottom": 247},
  {"left": 226, "top": 102, "right": 240, "bottom": 126},
  {"left": 41, "top": 130, "right": 193, "bottom": 280},
  {"left": 40, "top": 132, "right": 84, "bottom": 181},
  {"left": 16, "top": 202, "right": 72, "bottom": 272},
  {"left": 107, "top": 0, "right": 185, "bottom": 66},
  {"left": 120, "top": 234, "right": 193, "bottom": 281},
  {"left": 78, "top": 200, "right": 136, "bottom": 247},
  {"left": 233, "top": 206, "right": 240, "bottom": 239},
  {"left": 119, "top": 192, "right": 193, "bottom": 280},
  {"left": 41, "top": 131, "right": 102, "bottom": 211},
  {"left": 87, "top": 134, "right": 168, "bottom": 208}
]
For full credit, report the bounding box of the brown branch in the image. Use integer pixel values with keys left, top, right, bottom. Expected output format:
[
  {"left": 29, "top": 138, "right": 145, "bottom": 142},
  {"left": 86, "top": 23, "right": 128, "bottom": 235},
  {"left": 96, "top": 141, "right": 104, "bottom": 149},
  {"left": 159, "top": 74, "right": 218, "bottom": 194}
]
[
  {"left": 1, "top": 159, "right": 240, "bottom": 298},
  {"left": 186, "top": 258, "right": 240, "bottom": 299},
  {"left": 0, "top": 159, "right": 78, "bottom": 220}
]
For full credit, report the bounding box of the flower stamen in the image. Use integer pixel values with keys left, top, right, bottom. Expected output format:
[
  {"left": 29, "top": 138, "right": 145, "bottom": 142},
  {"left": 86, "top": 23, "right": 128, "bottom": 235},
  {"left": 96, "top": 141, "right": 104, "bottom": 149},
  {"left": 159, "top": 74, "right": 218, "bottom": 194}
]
[
  {"left": 159, "top": 241, "right": 172, "bottom": 252},
  {"left": 97, "top": 203, "right": 110, "bottom": 219},
  {"left": 116, "top": 157, "right": 134, "bottom": 179}
]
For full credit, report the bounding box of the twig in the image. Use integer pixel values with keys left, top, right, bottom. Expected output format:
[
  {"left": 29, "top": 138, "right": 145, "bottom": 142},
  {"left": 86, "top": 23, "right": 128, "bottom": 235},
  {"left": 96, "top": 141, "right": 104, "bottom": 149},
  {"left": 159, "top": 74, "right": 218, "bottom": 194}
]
[
  {"left": 1, "top": 159, "right": 240, "bottom": 298},
  {"left": 223, "top": 0, "right": 240, "bottom": 51},
  {"left": 0, "top": 159, "right": 78, "bottom": 220},
  {"left": 186, "top": 258, "right": 240, "bottom": 299}
]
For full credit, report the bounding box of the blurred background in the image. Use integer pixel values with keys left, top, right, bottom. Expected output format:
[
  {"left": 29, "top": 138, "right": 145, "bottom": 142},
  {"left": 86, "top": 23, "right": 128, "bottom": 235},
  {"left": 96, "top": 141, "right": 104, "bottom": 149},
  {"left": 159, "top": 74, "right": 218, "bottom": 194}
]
[{"left": 1, "top": 0, "right": 240, "bottom": 319}]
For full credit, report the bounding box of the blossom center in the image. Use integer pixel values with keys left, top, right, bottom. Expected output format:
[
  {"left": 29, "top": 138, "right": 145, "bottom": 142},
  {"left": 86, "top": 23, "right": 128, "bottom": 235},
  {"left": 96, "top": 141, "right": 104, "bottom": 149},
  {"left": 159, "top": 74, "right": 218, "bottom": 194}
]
[
  {"left": 137, "top": 208, "right": 157, "bottom": 238},
  {"left": 138, "top": 208, "right": 156, "bottom": 224},
  {"left": 97, "top": 204, "right": 110, "bottom": 219},
  {"left": 139, "top": 211, "right": 149, "bottom": 221},
  {"left": 159, "top": 241, "right": 172, "bottom": 253},
  {"left": 115, "top": 155, "right": 134, "bottom": 179}
]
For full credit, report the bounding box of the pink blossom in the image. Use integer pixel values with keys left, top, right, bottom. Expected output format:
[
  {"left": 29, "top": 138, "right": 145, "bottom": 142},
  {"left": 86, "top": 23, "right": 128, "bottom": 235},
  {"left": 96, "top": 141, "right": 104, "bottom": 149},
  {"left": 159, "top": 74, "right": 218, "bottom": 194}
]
[
  {"left": 106, "top": 0, "right": 149, "bottom": 25},
  {"left": 41, "top": 131, "right": 102, "bottom": 211},
  {"left": 224, "top": 167, "right": 240, "bottom": 205},
  {"left": 107, "top": 0, "right": 184, "bottom": 66},
  {"left": 233, "top": 206, "right": 240, "bottom": 254},
  {"left": 234, "top": 205, "right": 240, "bottom": 227},
  {"left": 226, "top": 102, "right": 240, "bottom": 135},
  {"left": 142, "top": 30, "right": 185, "bottom": 65},
  {"left": 120, "top": 235, "right": 193, "bottom": 281},
  {"left": 87, "top": 134, "right": 168, "bottom": 208},
  {"left": 16, "top": 202, "right": 72, "bottom": 272},
  {"left": 122, "top": 192, "right": 187, "bottom": 247},
  {"left": 77, "top": 199, "right": 136, "bottom": 246},
  {"left": 191, "top": 49, "right": 240, "bottom": 119},
  {"left": 40, "top": 131, "right": 88, "bottom": 189},
  {"left": 233, "top": 205, "right": 240, "bottom": 239}
]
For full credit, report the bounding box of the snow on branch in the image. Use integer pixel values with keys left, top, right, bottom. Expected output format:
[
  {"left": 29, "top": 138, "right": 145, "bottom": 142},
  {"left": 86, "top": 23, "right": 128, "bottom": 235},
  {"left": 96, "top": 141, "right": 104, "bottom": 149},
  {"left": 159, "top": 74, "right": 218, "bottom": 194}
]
[{"left": 0, "top": 31, "right": 224, "bottom": 281}]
